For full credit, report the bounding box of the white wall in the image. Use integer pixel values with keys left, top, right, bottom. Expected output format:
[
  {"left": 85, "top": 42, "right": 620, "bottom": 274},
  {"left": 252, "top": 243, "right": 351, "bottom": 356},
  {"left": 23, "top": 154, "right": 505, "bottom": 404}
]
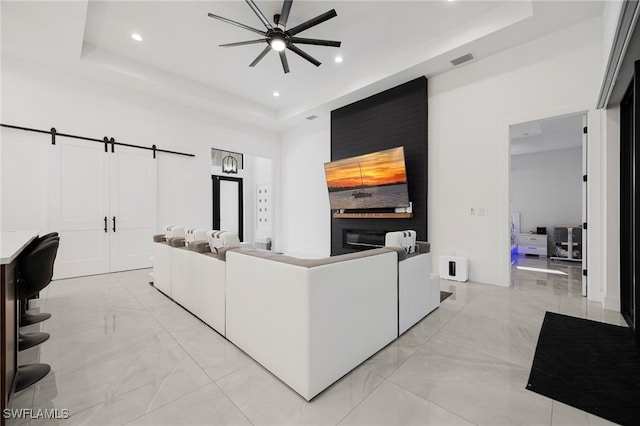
[
  {"left": 510, "top": 147, "right": 582, "bottom": 233},
  {"left": 0, "top": 56, "right": 280, "bottom": 243},
  {"left": 0, "top": 127, "right": 48, "bottom": 231},
  {"left": 279, "top": 117, "right": 331, "bottom": 257},
  {"left": 279, "top": 17, "right": 605, "bottom": 296},
  {"left": 428, "top": 17, "right": 603, "bottom": 291}
]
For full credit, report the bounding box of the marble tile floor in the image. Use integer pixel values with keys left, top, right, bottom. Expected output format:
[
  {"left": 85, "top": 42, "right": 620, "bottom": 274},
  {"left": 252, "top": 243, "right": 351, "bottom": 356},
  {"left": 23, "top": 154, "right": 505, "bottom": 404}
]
[{"left": 6, "top": 257, "right": 624, "bottom": 426}]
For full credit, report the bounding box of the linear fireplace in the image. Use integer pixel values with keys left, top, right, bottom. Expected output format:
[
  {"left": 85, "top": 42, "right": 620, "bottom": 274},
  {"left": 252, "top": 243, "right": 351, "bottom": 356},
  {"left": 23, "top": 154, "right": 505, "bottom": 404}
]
[{"left": 343, "top": 229, "right": 389, "bottom": 251}]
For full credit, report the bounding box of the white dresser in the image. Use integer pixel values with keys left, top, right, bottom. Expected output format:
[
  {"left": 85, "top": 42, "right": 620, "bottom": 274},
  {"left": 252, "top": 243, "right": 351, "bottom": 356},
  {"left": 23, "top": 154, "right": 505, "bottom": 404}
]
[{"left": 517, "top": 233, "right": 548, "bottom": 257}]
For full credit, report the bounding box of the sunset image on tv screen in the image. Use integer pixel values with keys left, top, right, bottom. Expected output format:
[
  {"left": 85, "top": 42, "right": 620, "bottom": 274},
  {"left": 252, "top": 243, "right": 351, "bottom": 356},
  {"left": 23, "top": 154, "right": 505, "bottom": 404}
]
[{"left": 324, "top": 146, "right": 410, "bottom": 210}]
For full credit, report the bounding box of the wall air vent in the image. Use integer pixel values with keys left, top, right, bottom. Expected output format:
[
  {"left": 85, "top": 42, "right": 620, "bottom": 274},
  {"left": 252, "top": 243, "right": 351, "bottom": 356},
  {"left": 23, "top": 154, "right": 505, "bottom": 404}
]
[
  {"left": 306, "top": 115, "right": 318, "bottom": 120},
  {"left": 450, "top": 53, "right": 474, "bottom": 66}
]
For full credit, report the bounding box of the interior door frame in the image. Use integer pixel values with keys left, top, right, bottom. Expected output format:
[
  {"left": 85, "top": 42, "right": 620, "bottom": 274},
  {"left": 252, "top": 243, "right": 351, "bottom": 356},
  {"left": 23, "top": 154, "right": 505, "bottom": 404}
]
[
  {"left": 507, "top": 111, "right": 588, "bottom": 290},
  {"left": 212, "top": 175, "right": 243, "bottom": 241},
  {"left": 582, "top": 115, "right": 588, "bottom": 296},
  {"left": 620, "top": 61, "right": 640, "bottom": 345}
]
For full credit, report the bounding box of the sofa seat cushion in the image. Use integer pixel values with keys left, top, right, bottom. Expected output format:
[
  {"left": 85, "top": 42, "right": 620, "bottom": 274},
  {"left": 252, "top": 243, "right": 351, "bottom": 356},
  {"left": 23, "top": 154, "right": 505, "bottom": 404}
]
[{"left": 231, "top": 247, "right": 397, "bottom": 268}]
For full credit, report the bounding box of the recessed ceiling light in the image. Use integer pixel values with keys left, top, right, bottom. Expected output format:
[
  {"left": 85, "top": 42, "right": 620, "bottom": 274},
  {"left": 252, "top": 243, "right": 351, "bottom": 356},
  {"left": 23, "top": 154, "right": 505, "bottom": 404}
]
[
  {"left": 273, "top": 91, "right": 280, "bottom": 97},
  {"left": 131, "top": 33, "right": 143, "bottom": 42},
  {"left": 334, "top": 56, "right": 343, "bottom": 63}
]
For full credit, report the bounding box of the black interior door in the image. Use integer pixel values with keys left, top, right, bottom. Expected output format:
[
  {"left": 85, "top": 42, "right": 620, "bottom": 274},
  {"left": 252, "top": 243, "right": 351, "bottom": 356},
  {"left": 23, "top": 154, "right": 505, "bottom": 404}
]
[
  {"left": 621, "top": 83, "right": 634, "bottom": 330},
  {"left": 620, "top": 60, "right": 640, "bottom": 345}
]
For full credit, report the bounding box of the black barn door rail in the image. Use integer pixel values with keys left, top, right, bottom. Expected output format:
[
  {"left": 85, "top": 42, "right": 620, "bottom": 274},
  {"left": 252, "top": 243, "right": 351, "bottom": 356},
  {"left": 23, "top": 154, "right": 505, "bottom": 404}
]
[{"left": 0, "top": 123, "right": 195, "bottom": 158}]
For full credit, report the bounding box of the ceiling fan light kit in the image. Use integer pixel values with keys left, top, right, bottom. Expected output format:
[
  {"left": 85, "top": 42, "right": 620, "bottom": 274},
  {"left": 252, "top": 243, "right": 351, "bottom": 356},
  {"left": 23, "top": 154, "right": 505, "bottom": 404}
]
[
  {"left": 208, "top": 0, "right": 341, "bottom": 74},
  {"left": 269, "top": 32, "right": 287, "bottom": 52}
]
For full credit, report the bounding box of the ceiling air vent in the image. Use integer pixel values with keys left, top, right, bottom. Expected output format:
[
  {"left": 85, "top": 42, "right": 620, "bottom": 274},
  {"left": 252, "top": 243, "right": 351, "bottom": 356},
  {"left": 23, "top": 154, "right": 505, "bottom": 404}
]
[
  {"left": 451, "top": 53, "right": 474, "bottom": 66},
  {"left": 306, "top": 115, "right": 318, "bottom": 120}
]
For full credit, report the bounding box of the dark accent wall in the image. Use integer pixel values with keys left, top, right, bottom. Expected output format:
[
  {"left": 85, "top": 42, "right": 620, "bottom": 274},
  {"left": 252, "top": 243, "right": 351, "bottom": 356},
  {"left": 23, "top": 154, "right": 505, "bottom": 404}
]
[{"left": 330, "top": 77, "right": 428, "bottom": 255}]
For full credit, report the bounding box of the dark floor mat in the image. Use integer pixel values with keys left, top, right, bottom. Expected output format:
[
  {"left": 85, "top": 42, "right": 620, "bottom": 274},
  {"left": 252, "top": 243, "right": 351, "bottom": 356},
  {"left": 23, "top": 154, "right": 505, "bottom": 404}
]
[{"left": 527, "top": 311, "right": 640, "bottom": 426}]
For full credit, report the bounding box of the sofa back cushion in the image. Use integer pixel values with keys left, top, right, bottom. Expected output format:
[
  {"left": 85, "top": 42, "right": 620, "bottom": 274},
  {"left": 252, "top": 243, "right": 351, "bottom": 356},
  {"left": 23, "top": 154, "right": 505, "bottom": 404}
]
[
  {"left": 169, "top": 237, "right": 186, "bottom": 247},
  {"left": 190, "top": 241, "right": 211, "bottom": 253}
]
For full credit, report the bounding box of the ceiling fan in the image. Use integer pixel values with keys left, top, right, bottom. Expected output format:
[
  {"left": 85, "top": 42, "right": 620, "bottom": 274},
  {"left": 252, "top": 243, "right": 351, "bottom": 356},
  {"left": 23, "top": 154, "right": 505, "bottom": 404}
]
[{"left": 207, "top": 0, "right": 341, "bottom": 74}]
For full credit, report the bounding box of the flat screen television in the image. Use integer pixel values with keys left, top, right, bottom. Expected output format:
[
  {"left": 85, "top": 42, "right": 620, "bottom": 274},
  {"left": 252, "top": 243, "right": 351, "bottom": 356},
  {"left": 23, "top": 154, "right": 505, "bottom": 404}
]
[{"left": 324, "top": 146, "right": 410, "bottom": 210}]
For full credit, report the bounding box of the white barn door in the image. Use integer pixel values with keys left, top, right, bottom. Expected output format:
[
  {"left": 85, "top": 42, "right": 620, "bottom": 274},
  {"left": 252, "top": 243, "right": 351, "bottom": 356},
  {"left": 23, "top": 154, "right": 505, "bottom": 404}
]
[
  {"left": 109, "top": 146, "right": 157, "bottom": 272},
  {"left": 48, "top": 141, "right": 157, "bottom": 278},
  {"left": 48, "top": 140, "right": 110, "bottom": 279}
]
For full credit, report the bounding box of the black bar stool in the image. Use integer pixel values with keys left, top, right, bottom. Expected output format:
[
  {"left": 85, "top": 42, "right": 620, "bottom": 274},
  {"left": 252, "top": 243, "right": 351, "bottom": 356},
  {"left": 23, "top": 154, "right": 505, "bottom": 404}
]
[
  {"left": 19, "top": 232, "right": 58, "bottom": 326},
  {"left": 15, "top": 236, "right": 59, "bottom": 391}
]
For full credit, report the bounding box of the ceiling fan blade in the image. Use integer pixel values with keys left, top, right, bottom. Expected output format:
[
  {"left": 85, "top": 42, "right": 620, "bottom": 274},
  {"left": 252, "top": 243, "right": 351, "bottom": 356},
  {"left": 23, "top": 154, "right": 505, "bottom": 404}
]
[
  {"left": 250, "top": 46, "right": 272, "bottom": 67},
  {"left": 287, "top": 9, "right": 337, "bottom": 36},
  {"left": 290, "top": 37, "right": 341, "bottom": 47},
  {"left": 287, "top": 44, "right": 321, "bottom": 67},
  {"left": 279, "top": 0, "right": 293, "bottom": 27},
  {"left": 219, "top": 39, "right": 267, "bottom": 47},
  {"left": 245, "top": 0, "right": 273, "bottom": 30},
  {"left": 207, "top": 13, "right": 266, "bottom": 36},
  {"left": 279, "top": 50, "right": 290, "bottom": 74}
]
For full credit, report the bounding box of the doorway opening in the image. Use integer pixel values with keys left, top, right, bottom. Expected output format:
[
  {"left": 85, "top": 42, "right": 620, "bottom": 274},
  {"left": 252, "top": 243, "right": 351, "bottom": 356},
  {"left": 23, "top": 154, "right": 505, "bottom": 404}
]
[
  {"left": 508, "top": 112, "right": 588, "bottom": 296},
  {"left": 212, "top": 175, "right": 244, "bottom": 241}
]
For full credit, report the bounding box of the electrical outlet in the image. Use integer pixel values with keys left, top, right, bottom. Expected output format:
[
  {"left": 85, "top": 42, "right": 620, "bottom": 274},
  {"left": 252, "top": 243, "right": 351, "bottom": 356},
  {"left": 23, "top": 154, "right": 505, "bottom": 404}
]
[
  {"left": 469, "top": 207, "right": 475, "bottom": 215},
  {"left": 478, "top": 208, "right": 487, "bottom": 216}
]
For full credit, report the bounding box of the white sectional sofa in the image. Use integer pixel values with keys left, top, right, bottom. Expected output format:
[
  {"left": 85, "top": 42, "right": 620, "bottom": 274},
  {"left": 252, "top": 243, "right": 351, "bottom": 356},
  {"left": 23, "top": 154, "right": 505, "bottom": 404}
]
[
  {"left": 226, "top": 247, "right": 399, "bottom": 401},
  {"left": 398, "top": 241, "right": 436, "bottom": 335},
  {"left": 170, "top": 245, "right": 227, "bottom": 334},
  {"left": 152, "top": 240, "right": 173, "bottom": 296},
  {"left": 151, "top": 225, "right": 185, "bottom": 298},
  {"left": 152, "top": 229, "right": 438, "bottom": 401},
  {"left": 152, "top": 228, "right": 237, "bottom": 335}
]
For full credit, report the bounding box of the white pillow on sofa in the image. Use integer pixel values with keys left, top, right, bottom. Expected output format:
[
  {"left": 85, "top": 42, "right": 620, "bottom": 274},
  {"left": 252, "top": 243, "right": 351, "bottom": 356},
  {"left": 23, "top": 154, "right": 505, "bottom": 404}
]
[
  {"left": 186, "top": 228, "right": 208, "bottom": 246},
  {"left": 220, "top": 231, "right": 241, "bottom": 248},
  {"left": 165, "top": 225, "right": 185, "bottom": 239},
  {"left": 207, "top": 230, "right": 224, "bottom": 250},
  {"left": 207, "top": 230, "right": 241, "bottom": 250},
  {"left": 385, "top": 230, "right": 416, "bottom": 254}
]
